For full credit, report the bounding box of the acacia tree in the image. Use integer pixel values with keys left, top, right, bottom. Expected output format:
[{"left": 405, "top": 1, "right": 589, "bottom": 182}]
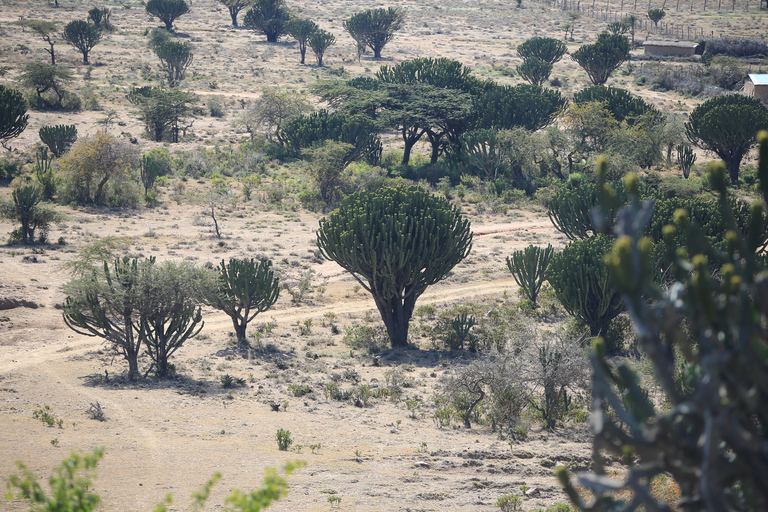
[
  {"left": 308, "top": 29, "right": 335, "bottom": 67},
  {"left": 344, "top": 7, "right": 405, "bottom": 59},
  {"left": 243, "top": 0, "right": 289, "bottom": 42},
  {"left": 234, "top": 88, "right": 311, "bottom": 143},
  {"left": 128, "top": 86, "right": 197, "bottom": 142},
  {"left": 18, "top": 62, "right": 74, "bottom": 110},
  {"left": 571, "top": 33, "right": 630, "bottom": 85},
  {"left": 317, "top": 186, "right": 473, "bottom": 348},
  {"left": 62, "top": 20, "right": 102, "bottom": 64},
  {"left": 685, "top": 94, "right": 768, "bottom": 183},
  {"left": 0, "top": 85, "right": 29, "bottom": 150},
  {"left": 154, "top": 40, "right": 193, "bottom": 87},
  {"left": 207, "top": 258, "right": 280, "bottom": 343},
  {"left": 285, "top": 18, "right": 317, "bottom": 64},
  {"left": 17, "top": 20, "right": 59, "bottom": 65},
  {"left": 146, "top": 0, "right": 190, "bottom": 31},
  {"left": 58, "top": 131, "right": 138, "bottom": 205},
  {"left": 218, "top": 0, "right": 254, "bottom": 27}
]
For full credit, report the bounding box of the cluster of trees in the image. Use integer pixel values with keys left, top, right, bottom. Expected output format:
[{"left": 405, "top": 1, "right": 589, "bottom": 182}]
[{"left": 63, "top": 256, "right": 280, "bottom": 379}]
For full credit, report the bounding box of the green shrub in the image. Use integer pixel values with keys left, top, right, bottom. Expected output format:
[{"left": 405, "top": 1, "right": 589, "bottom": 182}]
[
  {"left": 275, "top": 428, "right": 293, "bottom": 451},
  {"left": 342, "top": 324, "right": 388, "bottom": 354}
]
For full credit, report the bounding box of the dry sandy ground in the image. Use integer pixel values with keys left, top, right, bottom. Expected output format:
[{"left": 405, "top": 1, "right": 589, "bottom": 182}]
[
  {"left": 0, "top": 0, "right": 764, "bottom": 509},
  {"left": 0, "top": 195, "right": 588, "bottom": 512}
]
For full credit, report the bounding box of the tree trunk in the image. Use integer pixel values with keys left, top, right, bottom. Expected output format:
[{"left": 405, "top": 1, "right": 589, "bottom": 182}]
[
  {"left": 165, "top": 20, "right": 173, "bottom": 31},
  {"left": 82, "top": 50, "right": 89, "bottom": 64},
  {"left": 725, "top": 155, "right": 741, "bottom": 184},
  {"left": 401, "top": 127, "right": 424, "bottom": 165},
  {"left": 463, "top": 389, "right": 485, "bottom": 428},
  {"left": 373, "top": 47, "right": 382, "bottom": 58},
  {"left": 426, "top": 130, "right": 441, "bottom": 164},
  {"left": 299, "top": 44, "right": 306, "bottom": 64},
  {"left": 373, "top": 291, "right": 417, "bottom": 349},
  {"left": 234, "top": 320, "right": 247, "bottom": 343},
  {"left": 229, "top": 7, "right": 239, "bottom": 27}
]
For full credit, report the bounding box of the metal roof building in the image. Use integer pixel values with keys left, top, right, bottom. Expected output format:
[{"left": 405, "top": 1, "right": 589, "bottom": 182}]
[{"left": 746, "top": 74, "right": 768, "bottom": 102}]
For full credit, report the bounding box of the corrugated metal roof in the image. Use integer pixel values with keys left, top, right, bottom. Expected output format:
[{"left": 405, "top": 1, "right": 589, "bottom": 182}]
[
  {"left": 644, "top": 40, "right": 700, "bottom": 48},
  {"left": 748, "top": 74, "right": 768, "bottom": 86}
]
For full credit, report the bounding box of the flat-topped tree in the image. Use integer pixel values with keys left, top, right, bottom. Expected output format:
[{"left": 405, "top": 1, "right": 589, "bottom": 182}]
[
  {"left": 317, "top": 186, "right": 472, "bottom": 349},
  {"left": 344, "top": 7, "right": 404, "bottom": 59},
  {"left": 146, "top": 0, "right": 190, "bottom": 31},
  {"left": 17, "top": 20, "right": 59, "bottom": 65},
  {"left": 207, "top": 258, "right": 280, "bottom": 343},
  {"left": 243, "top": 0, "right": 289, "bottom": 42},
  {"left": 62, "top": 20, "right": 102, "bottom": 64},
  {"left": 218, "top": 0, "right": 254, "bottom": 27}
]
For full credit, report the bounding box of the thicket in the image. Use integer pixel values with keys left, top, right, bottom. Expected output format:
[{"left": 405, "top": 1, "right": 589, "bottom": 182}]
[{"left": 560, "top": 133, "right": 768, "bottom": 512}]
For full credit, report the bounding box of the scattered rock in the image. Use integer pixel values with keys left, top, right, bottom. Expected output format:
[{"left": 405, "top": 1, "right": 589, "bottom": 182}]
[
  {"left": 414, "top": 461, "right": 431, "bottom": 468},
  {"left": 0, "top": 298, "right": 39, "bottom": 311}
]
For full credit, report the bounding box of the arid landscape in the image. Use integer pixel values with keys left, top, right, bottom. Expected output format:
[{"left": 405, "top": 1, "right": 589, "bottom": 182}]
[{"left": 1, "top": 0, "right": 767, "bottom": 510}]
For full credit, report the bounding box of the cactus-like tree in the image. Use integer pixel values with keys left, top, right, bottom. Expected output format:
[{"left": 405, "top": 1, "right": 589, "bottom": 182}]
[
  {"left": 472, "top": 83, "right": 568, "bottom": 132},
  {"left": 0, "top": 85, "right": 29, "bottom": 149},
  {"left": 0, "top": 185, "right": 61, "bottom": 245},
  {"left": 647, "top": 8, "right": 666, "bottom": 28},
  {"left": 571, "top": 33, "right": 630, "bottom": 85},
  {"left": 286, "top": 18, "right": 318, "bottom": 64},
  {"left": 572, "top": 85, "right": 658, "bottom": 124},
  {"left": 547, "top": 234, "right": 624, "bottom": 343},
  {"left": 88, "top": 7, "right": 113, "bottom": 32},
  {"left": 62, "top": 20, "right": 102, "bottom": 64},
  {"left": 344, "top": 7, "right": 405, "bottom": 59},
  {"left": 516, "top": 57, "right": 553, "bottom": 86},
  {"left": 243, "top": 0, "right": 289, "bottom": 42},
  {"left": 207, "top": 258, "right": 280, "bottom": 343},
  {"left": 154, "top": 40, "right": 193, "bottom": 87},
  {"left": 63, "top": 257, "right": 205, "bottom": 379},
  {"left": 281, "top": 110, "right": 382, "bottom": 165},
  {"left": 138, "top": 261, "right": 204, "bottom": 377},
  {"left": 146, "top": 0, "right": 190, "bottom": 31},
  {"left": 685, "top": 94, "right": 768, "bottom": 184},
  {"left": 558, "top": 133, "right": 768, "bottom": 512},
  {"left": 218, "top": 0, "right": 254, "bottom": 27},
  {"left": 506, "top": 244, "right": 554, "bottom": 307},
  {"left": 547, "top": 181, "right": 626, "bottom": 240},
  {"left": 308, "top": 29, "right": 335, "bottom": 67},
  {"left": 35, "top": 147, "right": 57, "bottom": 201},
  {"left": 39, "top": 124, "right": 77, "bottom": 157},
  {"left": 677, "top": 142, "right": 696, "bottom": 178},
  {"left": 516, "top": 37, "right": 567, "bottom": 65},
  {"left": 317, "top": 186, "right": 472, "bottom": 348}
]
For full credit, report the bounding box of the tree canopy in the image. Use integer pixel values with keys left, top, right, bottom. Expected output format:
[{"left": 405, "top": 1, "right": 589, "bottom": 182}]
[
  {"left": 243, "top": 0, "right": 289, "bottom": 42},
  {"left": 317, "top": 185, "right": 472, "bottom": 348},
  {"left": 0, "top": 85, "right": 29, "bottom": 149},
  {"left": 571, "top": 33, "right": 630, "bottom": 85},
  {"left": 145, "top": 0, "right": 190, "bottom": 31},
  {"left": 344, "top": 8, "right": 405, "bottom": 59},
  {"left": 685, "top": 94, "right": 768, "bottom": 183}
]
